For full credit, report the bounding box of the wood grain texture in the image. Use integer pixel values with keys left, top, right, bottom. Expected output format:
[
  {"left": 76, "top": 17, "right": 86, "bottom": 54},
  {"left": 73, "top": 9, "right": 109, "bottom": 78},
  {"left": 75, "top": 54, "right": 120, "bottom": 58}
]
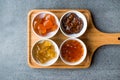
[{"left": 27, "top": 9, "right": 120, "bottom": 68}]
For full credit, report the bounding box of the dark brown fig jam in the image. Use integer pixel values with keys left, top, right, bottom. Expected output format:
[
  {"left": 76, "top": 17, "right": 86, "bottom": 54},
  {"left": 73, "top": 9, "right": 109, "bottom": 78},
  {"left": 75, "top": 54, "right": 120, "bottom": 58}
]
[{"left": 61, "top": 13, "right": 83, "bottom": 34}]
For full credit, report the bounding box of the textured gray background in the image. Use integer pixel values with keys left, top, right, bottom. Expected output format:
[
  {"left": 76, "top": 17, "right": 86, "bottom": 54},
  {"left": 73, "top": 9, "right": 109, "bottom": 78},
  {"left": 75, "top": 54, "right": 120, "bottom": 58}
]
[{"left": 0, "top": 0, "right": 120, "bottom": 80}]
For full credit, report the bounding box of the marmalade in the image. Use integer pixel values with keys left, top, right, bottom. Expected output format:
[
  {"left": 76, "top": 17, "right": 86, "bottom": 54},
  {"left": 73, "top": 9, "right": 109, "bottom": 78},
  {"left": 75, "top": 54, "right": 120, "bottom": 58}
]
[
  {"left": 61, "top": 40, "right": 84, "bottom": 62},
  {"left": 32, "top": 40, "right": 56, "bottom": 63},
  {"left": 33, "top": 13, "right": 58, "bottom": 36}
]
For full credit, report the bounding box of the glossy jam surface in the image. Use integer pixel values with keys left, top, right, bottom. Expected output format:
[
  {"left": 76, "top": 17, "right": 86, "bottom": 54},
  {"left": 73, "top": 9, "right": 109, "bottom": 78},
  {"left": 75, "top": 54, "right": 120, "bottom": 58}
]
[
  {"left": 33, "top": 13, "right": 58, "bottom": 36},
  {"left": 61, "top": 13, "right": 83, "bottom": 34},
  {"left": 61, "top": 40, "right": 84, "bottom": 62},
  {"left": 32, "top": 40, "right": 56, "bottom": 64}
]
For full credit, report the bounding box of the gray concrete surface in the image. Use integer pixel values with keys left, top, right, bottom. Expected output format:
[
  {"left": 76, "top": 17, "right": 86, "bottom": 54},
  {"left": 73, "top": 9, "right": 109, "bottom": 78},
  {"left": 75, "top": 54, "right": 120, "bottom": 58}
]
[{"left": 0, "top": 0, "right": 120, "bottom": 80}]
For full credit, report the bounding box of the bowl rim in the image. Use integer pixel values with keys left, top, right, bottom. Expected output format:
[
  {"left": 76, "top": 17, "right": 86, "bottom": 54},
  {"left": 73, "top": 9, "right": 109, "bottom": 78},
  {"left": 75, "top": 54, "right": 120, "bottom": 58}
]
[
  {"left": 59, "top": 38, "right": 87, "bottom": 65},
  {"left": 31, "top": 39, "right": 60, "bottom": 66},
  {"left": 32, "top": 11, "right": 60, "bottom": 39},
  {"left": 60, "top": 10, "right": 87, "bottom": 38}
]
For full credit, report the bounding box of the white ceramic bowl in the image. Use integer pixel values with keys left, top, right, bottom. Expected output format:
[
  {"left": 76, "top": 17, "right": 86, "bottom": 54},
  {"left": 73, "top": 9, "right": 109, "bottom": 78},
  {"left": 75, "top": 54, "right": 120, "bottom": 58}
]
[
  {"left": 32, "top": 11, "right": 60, "bottom": 39},
  {"left": 60, "top": 38, "right": 87, "bottom": 65},
  {"left": 32, "top": 39, "right": 60, "bottom": 66},
  {"left": 60, "top": 10, "right": 87, "bottom": 38}
]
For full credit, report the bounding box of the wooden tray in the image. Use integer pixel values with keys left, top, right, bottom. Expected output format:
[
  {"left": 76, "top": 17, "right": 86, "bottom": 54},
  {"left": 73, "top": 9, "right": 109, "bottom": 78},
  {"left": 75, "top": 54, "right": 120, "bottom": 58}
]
[{"left": 27, "top": 9, "right": 120, "bottom": 68}]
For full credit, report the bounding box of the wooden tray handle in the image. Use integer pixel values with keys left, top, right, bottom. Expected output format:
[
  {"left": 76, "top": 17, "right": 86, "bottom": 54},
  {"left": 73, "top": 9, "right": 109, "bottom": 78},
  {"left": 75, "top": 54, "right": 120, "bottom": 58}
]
[
  {"left": 86, "top": 10, "right": 120, "bottom": 46},
  {"left": 101, "top": 32, "right": 120, "bottom": 45}
]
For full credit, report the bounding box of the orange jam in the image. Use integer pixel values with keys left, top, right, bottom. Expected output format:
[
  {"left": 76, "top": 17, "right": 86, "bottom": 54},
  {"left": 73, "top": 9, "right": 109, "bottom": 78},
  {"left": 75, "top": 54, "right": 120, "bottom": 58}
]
[
  {"left": 61, "top": 40, "right": 84, "bottom": 62},
  {"left": 33, "top": 13, "right": 58, "bottom": 36}
]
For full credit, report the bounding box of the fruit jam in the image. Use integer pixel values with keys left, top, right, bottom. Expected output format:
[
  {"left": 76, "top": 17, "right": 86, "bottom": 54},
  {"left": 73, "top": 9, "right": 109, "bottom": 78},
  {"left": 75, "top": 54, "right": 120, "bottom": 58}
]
[
  {"left": 61, "top": 40, "right": 84, "bottom": 62},
  {"left": 33, "top": 13, "right": 58, "bottom": 36}
]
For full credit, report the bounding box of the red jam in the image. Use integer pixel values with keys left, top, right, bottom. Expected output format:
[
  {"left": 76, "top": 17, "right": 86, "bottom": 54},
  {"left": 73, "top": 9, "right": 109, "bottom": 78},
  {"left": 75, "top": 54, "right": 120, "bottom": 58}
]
[{"left": 61, "top": 40, "right": 84, "bottom": 62}]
